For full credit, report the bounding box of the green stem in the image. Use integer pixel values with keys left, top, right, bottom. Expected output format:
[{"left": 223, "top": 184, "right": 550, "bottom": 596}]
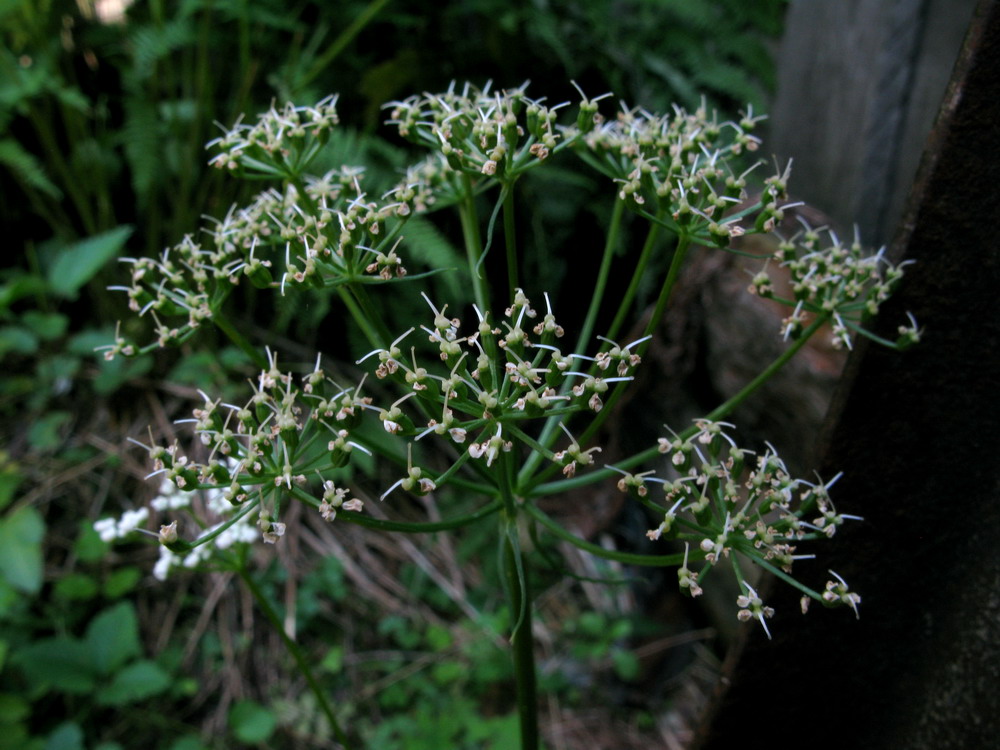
[
  {"left": 502, "top": 519, "right": 538, "bottom": 750},
  {"left": 213, "top": 310, "right": 268, "bottom": 370},
  {"left": 348, "top": 283, "right": 393, "bottom": 346},
  {"left": 573, "top": 195, "right": 625, "bottom": 357},
  {"left": 459, "top": 173, "right": 490, "bottom": 312},
  {"left": 530, "top": 312, "right": 833, "bottom": 497},
  {"left": 642, "top": 234, "right": 692, "bottom": 345},
  {"left": 605, "top": 218, "right": 663, "bottom": 343},
  {"left": 557, "top": 235, "right": 692, "bottom": 461},
  {"left": 503, "top": 181, "right": 519, "bottom": 300},
  {"left": 238, "top": 568, "right": 353, "bottom": 750},
  {"left": 517, "top": 197, "right": 626, "bottom": 484},
  {"left": 700, "top": 312, "right": 833, "bottom": 423},
  {"left": 338, "top": 286, "right": 384, "bottom": 350},
  {"left": 524, "top": 503, "right": 685, "bottom": 566},
  {"left": 289, "top": 486, "right": 501, "bottom": 532},
  {"left": 295, "top": 0, "right": 393, "bottom": 91}
]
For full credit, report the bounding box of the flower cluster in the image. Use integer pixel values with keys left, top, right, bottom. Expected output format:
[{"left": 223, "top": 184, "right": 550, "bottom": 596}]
[
  {"left": 356, "top": 289, "right": 643, "bottom": 485},
  {"left": 100, "top": 84, "right": 904, "bottom": 644},
  {"left": 612, "top": 419, "right": 862, "bottom": 635},
  {"left": 108, "top": 106, "right": 421, "bottom": 353},
  {"left": 576, "top": 99, "right": 789, "bottom": 245},
  {"left": 94, "top": 474, "right": 259, "bottom": 580},
  {"left": 207, "top": 96, "right": 341, "bottom": 177},
  {"left": 113, "top": 288, "right": 646, "bottom": 565},
  {"left": 748, "top": 226, "right": 920, "bottom": 348},
  {"left": 385, "top": 81, "right": 581, "bottom": 180}
]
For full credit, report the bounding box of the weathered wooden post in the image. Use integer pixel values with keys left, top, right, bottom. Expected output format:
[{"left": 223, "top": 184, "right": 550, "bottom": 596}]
[{"left": 696, "top": 1, "right": 1000, "bottom": 747}]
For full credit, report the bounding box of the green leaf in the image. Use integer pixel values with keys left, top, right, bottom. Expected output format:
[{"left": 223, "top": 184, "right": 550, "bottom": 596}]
[
  {"left": 21, "top": 311, "right": 67, "bottom": 341},
  {"left": 44, "top": 722, "right": 83, "bottom": 750},
  {"left": 228, "top": 700, "right": 276, "bottom": 744},
  {"left": 431, "top": 660, "right": 463, "bottom": 685},
  {"left": 11, "top": 637, "right": 96, "bottom": 694},
  {"left": 166, "top": 737, "right": 207, "bottom": 750},
  {"left": 26, "top": 411, "right": 71, "bottom": 452},
  {"left": 611, "top": 648, "right": 640, "bottom": 682},
  {"left": 45, "top": 226, "right": 133, "bottom": 300},
  {"left": 0, "top": 506, "right": 44, "bottom": 594},
  {"left": 102, "top": 566, "right": 141, "bottom": 598},
  {"left": 122, "top": 96, "right": 162, "bottom": 206},
  {"left": 0, "top": 579, "right": 20, "bottom": 619},
  {"left": 85, "top": 602, "right": 141, "bottom": 676},
  {"left": 0, "top": 692, "right": 29, "bottom": 723},
  {"left": 72, "top": 519, "right": 108, "bottom": 562},
  {"left": 53, "top": 573, "right": 99, "bottom": 602},
  {"left": 0, "top": 273, "right": 47, "bottom": 311},
  {"left": 0, "top": 325, "right": 38, "bottom": 356},
  {"left": 0, "top": 471, "right": 22, "bottom": 512},
  {"left": 319, "top": 646, "right": 343, "bottom": 673},
  {"left": 96, "top": 660, "right": 171, "bottom": 706},
  {"left": 92, "top": 353, "right": 152, "bottom": 395}
]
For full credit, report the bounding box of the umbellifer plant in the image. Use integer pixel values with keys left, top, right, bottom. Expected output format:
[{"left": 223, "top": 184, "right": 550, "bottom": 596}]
[{"left": 98, "top": 82, "right": 920, "bottom": 748}]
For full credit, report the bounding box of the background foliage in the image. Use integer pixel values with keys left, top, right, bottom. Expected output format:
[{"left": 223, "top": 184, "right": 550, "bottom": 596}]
[{"left": 0, "top": 0, "right": 786, "bottom": 747}]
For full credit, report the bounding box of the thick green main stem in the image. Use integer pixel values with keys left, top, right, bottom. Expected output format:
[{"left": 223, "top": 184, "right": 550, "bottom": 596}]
[
  {"left": 503, "top": 527, "right": 538, "bottom": 750},
  {"left": 239, "top": 568, "right": 353, "bottom": 750},
  {"left": 497, "top": 450, "right": 538, "bottom": 750},
  {"left": 460, "top": 173, "right": 491, "bottom": 312}
]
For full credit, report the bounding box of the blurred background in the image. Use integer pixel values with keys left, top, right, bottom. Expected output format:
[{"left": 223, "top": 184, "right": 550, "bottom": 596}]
[{"left": 0, "top": 1, "right": 976, "bottom": 748}]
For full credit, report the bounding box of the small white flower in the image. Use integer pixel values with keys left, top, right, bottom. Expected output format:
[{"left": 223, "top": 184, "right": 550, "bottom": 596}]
[
  {"left": 117, "top": 508, "right": 149, "bottom": 535},
  {"left": 94, "top": 517, "right": 119, "bottom": 543},
  {"left": 153, "top": 547, "right": 180, "bottom": 581}
]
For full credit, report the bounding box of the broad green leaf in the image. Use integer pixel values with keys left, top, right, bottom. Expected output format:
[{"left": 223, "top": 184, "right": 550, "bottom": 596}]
[
  {"left": 228, "top": 700, "right": 276, "bottom": 744},
  {"left": 11, "top": 637, "right": 95, "bottom": 694},
  {"left": 102, "top": 566, "right": 141, "bottom": 598},
  {"left": 96, "top": 660, "right": 171, "bottom": 706},
  {"left": 45, "top": 226, "right": 133, "bottom": 299},
  {"left": 86, "top": 602, "right": 141, "bottom": 676},
  {"left": 0, "top": 580, "right": 20, "bottom": 619},
  {"left": 0, "top": 325, "right": 38, "bottom": 356},
  {"left": 52, "top": 573, "right": 99, "bottom": 601},
  {"left": 0, "top": 505, "right": 44, "bottom": 594},
  {"left": 21, "top": 311, "right": 67, "bottom": 341}
]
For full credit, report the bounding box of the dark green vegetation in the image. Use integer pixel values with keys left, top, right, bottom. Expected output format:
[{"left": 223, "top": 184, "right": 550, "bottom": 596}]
[{"left": 1, "top": 1, "right": 786, "bottom": 747}]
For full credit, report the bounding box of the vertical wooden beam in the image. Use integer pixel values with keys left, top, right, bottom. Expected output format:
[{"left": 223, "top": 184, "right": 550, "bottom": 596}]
[
  {"left": 770, "top": 0, "right": 976, "bottom": 244},
  {"left": 697, "top": 1, "right": 1000, "bottom": 747}
]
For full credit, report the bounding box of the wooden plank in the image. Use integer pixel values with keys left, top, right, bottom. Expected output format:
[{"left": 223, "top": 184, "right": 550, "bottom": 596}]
[
  {"left": 696, "top": 1, "right": 1000, "bottom": 747},
  {"left": 770, "top": 0, "right": 977, "bottom": 244}
]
